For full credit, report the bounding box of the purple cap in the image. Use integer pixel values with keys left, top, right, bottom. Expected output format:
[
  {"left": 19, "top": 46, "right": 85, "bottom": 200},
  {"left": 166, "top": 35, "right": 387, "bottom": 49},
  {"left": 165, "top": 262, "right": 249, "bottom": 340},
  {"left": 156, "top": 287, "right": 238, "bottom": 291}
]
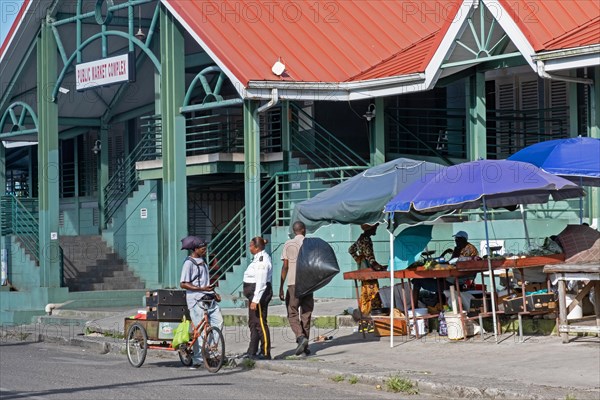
[{"left": 181, "top": 236, "right": 209, "bottom": 250}]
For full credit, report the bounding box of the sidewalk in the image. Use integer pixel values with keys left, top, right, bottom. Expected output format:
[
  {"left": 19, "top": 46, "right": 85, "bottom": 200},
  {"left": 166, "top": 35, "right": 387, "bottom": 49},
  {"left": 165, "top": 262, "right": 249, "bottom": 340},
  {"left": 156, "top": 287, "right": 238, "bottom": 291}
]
[{"left": 2, "top": 299, "right": 599, "bottom": 400}]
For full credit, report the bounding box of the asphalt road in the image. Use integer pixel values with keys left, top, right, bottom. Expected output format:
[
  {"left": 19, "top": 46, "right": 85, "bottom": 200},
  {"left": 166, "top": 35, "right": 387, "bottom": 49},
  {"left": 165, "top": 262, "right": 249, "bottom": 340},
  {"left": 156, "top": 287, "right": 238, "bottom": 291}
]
[{"left": 0, "top": 340, "right": 431, "bottom": 400}]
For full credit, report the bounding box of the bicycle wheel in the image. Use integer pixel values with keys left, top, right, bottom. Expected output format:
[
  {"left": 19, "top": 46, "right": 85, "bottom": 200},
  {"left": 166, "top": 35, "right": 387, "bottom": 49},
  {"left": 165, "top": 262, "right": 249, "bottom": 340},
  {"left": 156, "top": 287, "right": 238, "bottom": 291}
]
[
  {"left": 177, "top": 345, "right": 193, "bottom": 366},
  {"left": 201, "top": 327, "right": 225, "bottom": 373},
  {"left": 126, "top": 323, "right": 148, "bottom": 367}
]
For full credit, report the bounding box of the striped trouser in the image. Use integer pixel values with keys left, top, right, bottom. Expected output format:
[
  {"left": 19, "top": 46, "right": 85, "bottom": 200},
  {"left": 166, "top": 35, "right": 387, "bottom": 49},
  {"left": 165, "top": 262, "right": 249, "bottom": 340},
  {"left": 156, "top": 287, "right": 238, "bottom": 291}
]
[{"left": 243, "top": 282, "right": 273, "bottom": 357}]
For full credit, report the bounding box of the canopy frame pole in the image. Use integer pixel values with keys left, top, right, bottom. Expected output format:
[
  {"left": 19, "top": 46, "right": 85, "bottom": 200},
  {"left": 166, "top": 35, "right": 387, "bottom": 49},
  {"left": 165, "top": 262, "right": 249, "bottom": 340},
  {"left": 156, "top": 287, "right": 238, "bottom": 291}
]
[
  {"left": 483, "top": 197, "right": 499, "bottom": 342},
  {"left": 389, "top": 214, "right": 395, "bottom": 348}
]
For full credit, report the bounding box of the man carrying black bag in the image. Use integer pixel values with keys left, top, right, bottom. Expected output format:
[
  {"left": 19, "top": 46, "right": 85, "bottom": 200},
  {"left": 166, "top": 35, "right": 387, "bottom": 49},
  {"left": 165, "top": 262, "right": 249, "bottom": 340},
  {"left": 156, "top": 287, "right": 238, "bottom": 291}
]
[{"left": 280, "top": 221, "right": 313, "bottom": 356}]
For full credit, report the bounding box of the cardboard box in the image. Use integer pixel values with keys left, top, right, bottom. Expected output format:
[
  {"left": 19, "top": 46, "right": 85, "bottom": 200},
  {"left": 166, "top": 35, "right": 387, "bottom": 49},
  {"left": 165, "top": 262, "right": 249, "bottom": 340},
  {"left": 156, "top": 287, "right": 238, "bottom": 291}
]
[
  {"left": 145, "top": 289, "right": 187, "bottom": 307},
  {"left": 146, "top": 305, "right": 189, "bottom": 321},
  {"left": 372, "top": 317, "right": 407, "bottom": 336},
  {"left": 503, "top": 293, "right": 556, "bottom": 314},
  {"left": 468, "top": 295, "right": 492, "bottom": 316}
]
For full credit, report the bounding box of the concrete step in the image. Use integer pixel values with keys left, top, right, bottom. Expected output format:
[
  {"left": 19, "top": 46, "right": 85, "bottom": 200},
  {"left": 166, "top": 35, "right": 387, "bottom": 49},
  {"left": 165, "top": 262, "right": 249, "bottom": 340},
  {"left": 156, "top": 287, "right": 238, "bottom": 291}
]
[{"left": 36, "top": 315, "right": 88, "bottom": 326}]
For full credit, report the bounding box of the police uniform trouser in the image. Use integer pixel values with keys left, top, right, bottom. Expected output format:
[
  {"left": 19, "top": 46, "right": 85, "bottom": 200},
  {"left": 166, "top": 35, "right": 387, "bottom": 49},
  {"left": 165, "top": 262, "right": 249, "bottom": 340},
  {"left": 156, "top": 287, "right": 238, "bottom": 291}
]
[{"left": 243, "top": 282, "right": 273, "bottom": 357}]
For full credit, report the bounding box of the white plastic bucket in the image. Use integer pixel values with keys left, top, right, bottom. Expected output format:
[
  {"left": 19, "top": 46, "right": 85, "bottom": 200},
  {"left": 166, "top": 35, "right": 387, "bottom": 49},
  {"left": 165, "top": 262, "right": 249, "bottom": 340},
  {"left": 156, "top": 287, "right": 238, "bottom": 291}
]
[
  {"left": 565, "top": 293, "right": 583, "bottom": 320},
  {"left": 407, "top": 308, "right": 428, "bottom": 336},
  {"left": 445, "top": 312, "right": 475, "bottom": 340}
]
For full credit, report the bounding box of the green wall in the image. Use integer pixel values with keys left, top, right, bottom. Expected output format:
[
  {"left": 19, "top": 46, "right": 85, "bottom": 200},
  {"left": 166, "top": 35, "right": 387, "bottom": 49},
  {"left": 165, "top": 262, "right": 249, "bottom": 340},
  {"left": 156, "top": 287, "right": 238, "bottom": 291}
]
[{"left": 103, "top": 180, "right": 160, "bottom": 288}]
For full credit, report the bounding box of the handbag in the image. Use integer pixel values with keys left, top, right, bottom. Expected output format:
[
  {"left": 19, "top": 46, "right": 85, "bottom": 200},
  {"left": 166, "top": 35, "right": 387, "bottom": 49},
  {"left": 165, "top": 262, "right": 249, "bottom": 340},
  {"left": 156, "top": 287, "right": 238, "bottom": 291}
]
[{"left": 171, "top": 316, "right": 190, "bottom": 349}]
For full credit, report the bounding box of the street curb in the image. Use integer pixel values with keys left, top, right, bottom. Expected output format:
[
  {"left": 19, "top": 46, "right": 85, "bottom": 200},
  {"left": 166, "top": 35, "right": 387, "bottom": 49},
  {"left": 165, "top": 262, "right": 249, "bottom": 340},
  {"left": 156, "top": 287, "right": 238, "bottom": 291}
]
[{"left": 249, "top": 360, "right": 540, "bottom": 400}]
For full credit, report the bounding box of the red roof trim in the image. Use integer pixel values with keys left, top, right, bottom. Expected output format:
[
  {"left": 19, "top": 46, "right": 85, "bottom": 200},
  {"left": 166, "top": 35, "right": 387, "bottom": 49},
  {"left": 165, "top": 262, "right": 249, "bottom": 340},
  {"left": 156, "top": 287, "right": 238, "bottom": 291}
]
[{"left": 0, "top": 0, "right": 31, "bottom": 60}]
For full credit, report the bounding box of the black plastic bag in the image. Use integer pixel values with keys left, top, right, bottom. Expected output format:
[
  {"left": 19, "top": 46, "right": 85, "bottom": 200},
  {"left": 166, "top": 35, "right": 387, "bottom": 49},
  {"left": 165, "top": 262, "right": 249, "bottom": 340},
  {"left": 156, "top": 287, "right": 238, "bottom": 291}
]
[{"left": 295, "top": 238, "right": 340, "bottom": 298}]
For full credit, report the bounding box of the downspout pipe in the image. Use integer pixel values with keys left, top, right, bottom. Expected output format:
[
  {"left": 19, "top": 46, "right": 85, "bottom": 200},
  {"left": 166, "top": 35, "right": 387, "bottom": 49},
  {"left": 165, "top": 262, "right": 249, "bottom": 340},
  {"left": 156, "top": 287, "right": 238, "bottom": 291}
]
[
  {"left": 536, "top": 61, "right": 593, "bottom": 85},
  {"left": 256, "top": 88, "right": 279, "bottom": 113}
]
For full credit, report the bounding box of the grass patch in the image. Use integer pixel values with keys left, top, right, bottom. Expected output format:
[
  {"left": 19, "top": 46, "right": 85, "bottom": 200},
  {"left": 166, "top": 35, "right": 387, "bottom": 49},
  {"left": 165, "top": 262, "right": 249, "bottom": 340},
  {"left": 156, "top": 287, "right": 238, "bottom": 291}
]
[
  {"left": 348, "top": 376, "right": 358, "bottom": 384},
  {"left": 565, "top": 395, "right": 577, "bottom": 400},
  {"left": 239, "top": 358, "right": 255, "bottom": 369},
  {"left": 330, "top": 375, "right": 345, "bottom": 382},
  {"left": 385, "top": 376, "right": 417, "bottom": 394}
]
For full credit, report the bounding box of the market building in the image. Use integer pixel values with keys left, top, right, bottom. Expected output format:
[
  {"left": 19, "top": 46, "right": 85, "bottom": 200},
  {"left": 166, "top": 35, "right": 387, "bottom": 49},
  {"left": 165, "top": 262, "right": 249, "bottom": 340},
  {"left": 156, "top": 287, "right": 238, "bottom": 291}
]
[{"left": 1, "top": 0, "right": 598, "bottom": 323}]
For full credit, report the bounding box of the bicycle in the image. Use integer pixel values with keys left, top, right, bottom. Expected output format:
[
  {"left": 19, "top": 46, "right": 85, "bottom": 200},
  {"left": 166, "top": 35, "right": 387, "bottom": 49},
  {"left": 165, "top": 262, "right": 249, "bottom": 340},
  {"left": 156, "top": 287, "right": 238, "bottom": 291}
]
[{"left": 125, "top": 299, "right": 226, "bottom": 373}]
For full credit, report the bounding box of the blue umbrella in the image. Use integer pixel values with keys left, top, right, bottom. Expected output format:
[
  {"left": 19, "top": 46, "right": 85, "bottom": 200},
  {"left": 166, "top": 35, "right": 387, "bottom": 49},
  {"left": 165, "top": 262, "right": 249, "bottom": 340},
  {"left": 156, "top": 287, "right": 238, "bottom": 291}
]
[
  {"left": 508, "top": 136, "right": 600, "bottom": 223},
  {"left": 508, "top": 137, "right": 600, "bottom": 187},
  {"left": 384, "top": 159, "right": 585, "bottom": 340}
]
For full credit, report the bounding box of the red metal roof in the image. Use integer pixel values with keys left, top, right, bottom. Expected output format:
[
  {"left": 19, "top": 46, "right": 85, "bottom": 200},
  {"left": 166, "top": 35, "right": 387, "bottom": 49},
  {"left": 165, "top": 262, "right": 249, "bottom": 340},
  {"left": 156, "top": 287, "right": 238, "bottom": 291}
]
[
  {"left": 499, "top": 0, "right": 600, "bottom": 51},
  {"left": 164, "top": 0, "right": 461, "bottom": 85},
  {"left": 0, "top": 0, "right": 31, "bottom": 61}
]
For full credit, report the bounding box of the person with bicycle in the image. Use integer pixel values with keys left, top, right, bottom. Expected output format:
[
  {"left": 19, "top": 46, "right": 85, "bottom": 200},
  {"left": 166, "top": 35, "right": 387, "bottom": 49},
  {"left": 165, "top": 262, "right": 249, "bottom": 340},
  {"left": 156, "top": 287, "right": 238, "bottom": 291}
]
[
  {"left": 180, "top": 236, "right": 223, "bottom": 369},
  {"left": 242, "top": 236, "right": 273, "bottom": 360}
]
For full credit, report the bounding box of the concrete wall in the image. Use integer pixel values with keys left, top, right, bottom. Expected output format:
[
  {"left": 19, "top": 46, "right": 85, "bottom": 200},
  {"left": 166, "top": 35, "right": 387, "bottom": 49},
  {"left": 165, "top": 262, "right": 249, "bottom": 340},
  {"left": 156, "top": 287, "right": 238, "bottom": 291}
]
[
  {"left": 103, "top": 180, "right": 160, "bottom": 288},
  {"left": 58, "top": 198, "right": 100, "bottom": 236}
]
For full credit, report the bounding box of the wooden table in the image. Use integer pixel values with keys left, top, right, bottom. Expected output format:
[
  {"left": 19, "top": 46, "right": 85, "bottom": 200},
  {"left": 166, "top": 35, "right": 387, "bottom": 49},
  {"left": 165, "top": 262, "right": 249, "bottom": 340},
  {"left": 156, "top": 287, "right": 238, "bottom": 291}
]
[
  {"left": 343, "top": 254, "right": 566, "bottom": 340},
  {"left": 543, "top": 263, "right": 600, "bottom": 343}
]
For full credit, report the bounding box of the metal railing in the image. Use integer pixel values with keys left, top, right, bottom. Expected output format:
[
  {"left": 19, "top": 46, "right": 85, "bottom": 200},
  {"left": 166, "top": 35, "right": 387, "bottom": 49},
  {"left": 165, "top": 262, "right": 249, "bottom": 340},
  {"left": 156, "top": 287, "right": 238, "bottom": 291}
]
[
  {"left": 386, "top": 107, "right": 466, "bottom": 163},
  {"left": 386, "top": 106, "right": 569, "bottom": 161},
  {"left": 0, "top": 195, "right": 40, "bottom": 264},
  {"left": 103, "top": 116, "right": 162, "bottom": 224},
  {"left": 486, "top": 107, "right": 568, "bottom": 159},
  {"left": 207, "top": 166, "right": 366, "bottom": 283},
  {"left": 290, "top": 103, "right": 369, "bottom": 172}
]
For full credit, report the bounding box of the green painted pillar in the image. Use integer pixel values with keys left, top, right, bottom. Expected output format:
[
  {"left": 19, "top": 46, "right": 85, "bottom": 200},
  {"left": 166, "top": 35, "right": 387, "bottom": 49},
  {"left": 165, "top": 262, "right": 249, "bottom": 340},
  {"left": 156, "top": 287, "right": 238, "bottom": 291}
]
[
  {"left": 589, "top": 67, "right": 599, "bottom": 226},
  {"left": 244, "top": 100, "right": 261, "bottom": 248},
  {"left": 98, "top": 125, "right": 109, "bottom": 230},
  {"left": 370, "top": 97, "right": 385, "bottom": 166},
  {"left": 37, "top": 21, "right": 61, "bottom": 287},
  {"left": 160, "top": 8, "right": 187, "bottom": 288},
  {"left": 0, "top": 143, "right": 5, "bottom": 195},
  {"left": 466, "top": 71, "right": 487, "bottom": 160}
]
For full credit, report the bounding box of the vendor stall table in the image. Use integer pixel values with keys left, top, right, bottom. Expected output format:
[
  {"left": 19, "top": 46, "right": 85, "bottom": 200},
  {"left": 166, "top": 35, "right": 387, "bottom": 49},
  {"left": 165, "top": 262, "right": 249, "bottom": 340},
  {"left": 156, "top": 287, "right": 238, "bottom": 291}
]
[
  {"left": 543, "top": 263, "right": 600, "bottom": 343},
  {"left": 343, "top": 255, "right": 566, "bottom": 341}
]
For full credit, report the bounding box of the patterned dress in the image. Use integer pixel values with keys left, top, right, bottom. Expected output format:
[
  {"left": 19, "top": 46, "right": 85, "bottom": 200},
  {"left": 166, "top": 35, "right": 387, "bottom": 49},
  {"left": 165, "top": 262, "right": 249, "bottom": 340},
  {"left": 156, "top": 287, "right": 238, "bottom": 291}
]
[{"left": 348, "top": 234, "right": 382, "bottom": 315}]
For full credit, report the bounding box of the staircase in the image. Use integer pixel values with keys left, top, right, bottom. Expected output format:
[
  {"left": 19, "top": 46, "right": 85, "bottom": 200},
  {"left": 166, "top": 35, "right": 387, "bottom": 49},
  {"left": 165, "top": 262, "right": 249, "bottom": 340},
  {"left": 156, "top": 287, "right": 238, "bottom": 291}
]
[{"left": 60, "top": 235, "right": 145, "bottom": 291}]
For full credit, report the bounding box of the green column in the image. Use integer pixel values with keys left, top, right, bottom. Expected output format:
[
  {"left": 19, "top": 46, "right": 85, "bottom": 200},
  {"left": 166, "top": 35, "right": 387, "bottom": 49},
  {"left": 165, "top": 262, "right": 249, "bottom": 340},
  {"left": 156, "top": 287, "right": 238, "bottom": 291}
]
[
  {"left": 568, "top": 73, "right": 579, "bottom": 136},
  {"left": 160, "top": 8, "right": 187, "bottom": 288},
  {"left": 589, "top": 67, "right": 599, "bottom": 226},
  {"left": 244, "top": 100, "right": 261, "bottom": 248},
  {"left": 466, "top": 71, "right": 487, "bottom": 160},
  {"left": 0, "top": 143, "right": 5, "bottom": 195},
  {"left": 98, "top": 125, "right": 108, "bottom": 230},
  {"left": 37, "top": 21, "right": 60, "bottom": 287},
  {"left": 370, "top": 97, "right": 385, "bottom": 165}
]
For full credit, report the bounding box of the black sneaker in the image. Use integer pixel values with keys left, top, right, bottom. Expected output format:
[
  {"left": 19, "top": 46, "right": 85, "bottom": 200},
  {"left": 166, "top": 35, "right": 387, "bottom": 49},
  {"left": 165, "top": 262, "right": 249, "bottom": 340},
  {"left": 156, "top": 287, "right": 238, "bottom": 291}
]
[
  {"left": 303, "top": 346, "right": 311, "bottom": 356},
  {"left": 295, "top": 336, "right": 308, "bottom": 356}
]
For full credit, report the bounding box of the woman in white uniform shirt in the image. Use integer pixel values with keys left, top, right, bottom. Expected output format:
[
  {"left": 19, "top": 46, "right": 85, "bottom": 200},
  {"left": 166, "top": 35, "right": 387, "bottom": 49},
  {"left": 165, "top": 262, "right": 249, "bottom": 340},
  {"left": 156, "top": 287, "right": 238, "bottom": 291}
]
[{"left": 242, "top": 236, "right": 273, "bottom": 360}]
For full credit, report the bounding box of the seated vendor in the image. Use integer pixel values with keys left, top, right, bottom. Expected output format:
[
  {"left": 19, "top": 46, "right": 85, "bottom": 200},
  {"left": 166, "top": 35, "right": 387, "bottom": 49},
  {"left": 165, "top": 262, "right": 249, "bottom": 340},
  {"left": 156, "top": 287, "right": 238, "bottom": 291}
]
[
  {"left": 348, "top": 223, "right": 386, "bottom": 325},
  {"left": 412, "top": 231, "right": 478, "bottom": 307}
]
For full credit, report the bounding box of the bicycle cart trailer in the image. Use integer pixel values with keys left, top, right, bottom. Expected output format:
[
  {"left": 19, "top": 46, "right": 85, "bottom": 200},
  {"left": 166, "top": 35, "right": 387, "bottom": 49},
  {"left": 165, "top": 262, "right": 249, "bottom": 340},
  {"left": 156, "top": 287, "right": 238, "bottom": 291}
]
[{"left": 125, "top": 292, "right": 225, "bottom": 372}]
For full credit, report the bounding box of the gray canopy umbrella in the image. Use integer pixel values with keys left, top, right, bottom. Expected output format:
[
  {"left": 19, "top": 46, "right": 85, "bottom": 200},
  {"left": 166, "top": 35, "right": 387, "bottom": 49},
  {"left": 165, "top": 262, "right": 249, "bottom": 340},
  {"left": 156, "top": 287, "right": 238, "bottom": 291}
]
[{"left": 291, "top": 158, "right": 445, "bottom": 233}]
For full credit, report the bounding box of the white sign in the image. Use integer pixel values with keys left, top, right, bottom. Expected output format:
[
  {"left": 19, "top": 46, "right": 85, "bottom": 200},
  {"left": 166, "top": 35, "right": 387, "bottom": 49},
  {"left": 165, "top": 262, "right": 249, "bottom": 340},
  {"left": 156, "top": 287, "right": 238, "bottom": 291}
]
[
  {"left": 1, "top": 249, "right": 7, "bottom": 286},
  {"left": 140, "top": 208, "right": 148, "bottom": 219},
  {"left": 50, "top": 232, "right": 58, "bottom": 240},
  {"left": 76, "top": 53, "right": 134, "bottom": 91}
]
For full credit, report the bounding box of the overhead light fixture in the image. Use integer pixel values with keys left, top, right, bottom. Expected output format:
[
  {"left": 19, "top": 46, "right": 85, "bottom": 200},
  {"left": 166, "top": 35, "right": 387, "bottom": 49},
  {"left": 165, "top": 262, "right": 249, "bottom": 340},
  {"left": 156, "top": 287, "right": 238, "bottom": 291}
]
[
  {"left": 58, "top": 87, "right": 70, "bottom": 94},
  {"left": 271, "top": 58, "right": 285, "bottom": 76},
  {"left": 92, "top": 140, "right": 101, "bottom": 155},
  {"left": 363, "top": 103, "right": 376, "bottom": 122},
  {"left": 135, "top": 7, "right": 146, "bottom": 41}
]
